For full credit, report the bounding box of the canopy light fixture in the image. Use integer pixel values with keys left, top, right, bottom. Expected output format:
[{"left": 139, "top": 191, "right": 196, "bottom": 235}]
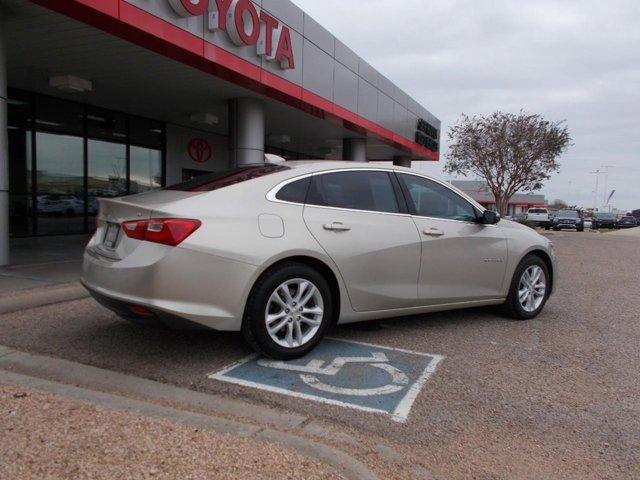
[
  {"left": 49, "top": 75, "right": 93, "bottom": 93},
  {"left": 190, "top": 113, "right": 219, "bottom": 126}
]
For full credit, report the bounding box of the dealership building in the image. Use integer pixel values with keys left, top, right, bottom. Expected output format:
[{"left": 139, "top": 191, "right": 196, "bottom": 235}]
[{"left": 0, "top": 0, "right": 440, "bottom": 265}]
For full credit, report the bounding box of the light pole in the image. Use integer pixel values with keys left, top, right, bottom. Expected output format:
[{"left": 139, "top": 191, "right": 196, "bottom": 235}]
[
  {"left": 589, "top": 170, "right": 601, "bottom": 211},
  {"left": 600, "top": 165, "right": 614, "bottom": 212}
]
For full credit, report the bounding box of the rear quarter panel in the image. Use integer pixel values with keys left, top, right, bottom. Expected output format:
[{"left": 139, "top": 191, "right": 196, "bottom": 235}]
[{"left": 157, "top": 174, "right": 351, "bottom": 321}]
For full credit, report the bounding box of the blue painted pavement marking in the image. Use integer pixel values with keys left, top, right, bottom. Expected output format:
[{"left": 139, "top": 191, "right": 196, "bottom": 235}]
[{"left": 208, "top": 338, "right": 444, "bottom": 422}]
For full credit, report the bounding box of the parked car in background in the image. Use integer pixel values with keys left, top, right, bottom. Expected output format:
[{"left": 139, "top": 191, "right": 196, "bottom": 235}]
[
  {"left": 526, "top": 208, "right": 551, "bottom": 229},
  {"left": 617, "top": 216, "right": 637, "bottom": 228},
  {"left": 81, "top": 160, "right": 556, "bottom": 359},
  {"left": 593, "top": 212, "right": 618, "bottom": 229},
  {"left": 553, "top": 209, "right": 584, "bottom": 231},
  {"left": 37, "top": 194, "right": 84, "bottom": 216}
]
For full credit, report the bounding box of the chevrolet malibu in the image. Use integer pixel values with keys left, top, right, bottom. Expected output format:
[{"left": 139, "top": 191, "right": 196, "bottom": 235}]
[{"left": 82, "top": 161, "right": 556, "bottom": 359}]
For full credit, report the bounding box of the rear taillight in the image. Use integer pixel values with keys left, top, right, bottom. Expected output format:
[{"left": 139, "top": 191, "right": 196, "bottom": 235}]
[{"left": 122, "top": 218, "right": 201, "bottom": 246}]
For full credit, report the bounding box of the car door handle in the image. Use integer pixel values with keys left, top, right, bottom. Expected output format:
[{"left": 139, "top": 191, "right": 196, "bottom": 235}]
[
  {"left": 423, "top": 228, "right": 445, "bottom": 237},
  {"left": 323, "top": 222, "right": 351, "bottom": 232}
]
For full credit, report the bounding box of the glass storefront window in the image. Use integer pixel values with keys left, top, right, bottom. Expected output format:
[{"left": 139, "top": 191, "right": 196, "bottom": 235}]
[
  {"left": 35, "top": 132, "right": 84, "bottom": 235},
  {"left": 7, "top": 90, "right": 165, "bottom": 237},
  {"left": 87, "top": 107, "right": 127, "bottom": 142},
  {"left": 130, "top": 116, "right": 163, "bottom": 149},
  {"left": 88, "top": 140, "right": 127, "bottom": 225},
  {"left": 130, "top": 146, "right": 162, "bottom": 193},
  {"left": 35, "top": 95, "right": 83, "bottom": 136}
]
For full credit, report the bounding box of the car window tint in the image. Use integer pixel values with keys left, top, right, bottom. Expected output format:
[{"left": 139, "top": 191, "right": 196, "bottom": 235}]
[
  {"left": 307, "top": 171, "right": 399, "bottom": 213},
  {"left": 398, "top": 174, "right": 477, "bottom": 222},
  {"left": 275, "top": 177, "right": 310, "bottom": 203}
]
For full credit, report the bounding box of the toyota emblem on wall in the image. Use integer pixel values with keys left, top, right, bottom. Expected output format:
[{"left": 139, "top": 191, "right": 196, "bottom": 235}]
[{"left": 188, "top": 138, "right": 212, "bottom": 163}]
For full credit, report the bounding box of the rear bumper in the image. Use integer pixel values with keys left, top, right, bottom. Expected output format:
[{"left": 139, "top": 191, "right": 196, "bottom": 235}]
[
  {"left": 82, "top": 281, "right": 210, "bottom": 330},
  {"left": 81, "top": 240, "right": 258, "bottom": 331}
]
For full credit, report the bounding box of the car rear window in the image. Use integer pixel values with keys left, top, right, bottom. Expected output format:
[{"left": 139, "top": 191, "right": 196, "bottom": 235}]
[
  {"left": 275, "top": 177, "right": 311, "bottom": 203},
  {"left": 528, "top": 209, "right": 547, "bottom": 214},
  {"left": 166, "top": 165, "right": 289, "bottom": 192}
]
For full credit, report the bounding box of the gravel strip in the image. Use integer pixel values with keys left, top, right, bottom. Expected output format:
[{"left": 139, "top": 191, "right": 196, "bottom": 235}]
[{"left": 0, "top": 385, "right": 341, "bottom": 480}]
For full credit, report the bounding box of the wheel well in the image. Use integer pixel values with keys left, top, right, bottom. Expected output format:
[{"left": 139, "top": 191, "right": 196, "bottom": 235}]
[
  {"left": 528, "top": 250, "right": 554, "bottom": 291},
  {"left": 257, "top": 256, "right": 341, "bottom": 324}
]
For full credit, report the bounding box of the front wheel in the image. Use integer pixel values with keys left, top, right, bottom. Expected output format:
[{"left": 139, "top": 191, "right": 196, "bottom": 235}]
[
  {"left": 242, "top": 263, "right": 334, "bottom": 359},
  {"left": 502, "top": 255, "right": 550, "bottom": 320}
]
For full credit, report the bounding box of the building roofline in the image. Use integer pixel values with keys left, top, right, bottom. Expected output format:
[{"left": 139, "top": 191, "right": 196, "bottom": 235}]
[{"left": 29, "top": 0, "right": 439, "bottom": 161}]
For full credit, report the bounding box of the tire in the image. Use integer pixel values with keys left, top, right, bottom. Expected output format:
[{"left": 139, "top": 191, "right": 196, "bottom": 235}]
[
  {"left": 577, "top": 227, "right": 584, "bottom": 232},
  {"left": 242, "top": 262, "right": 334, "bottom": 359},
  {"left": 553, "top": 227, "right": 560, "bottom": 231},
  {"left": 502, "top": 254, "right": 551, "bottom": 320}
]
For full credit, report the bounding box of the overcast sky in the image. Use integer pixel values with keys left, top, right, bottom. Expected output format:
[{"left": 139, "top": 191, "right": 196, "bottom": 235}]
[{"left": 292, "top": 0, "right": 640, "bottom": 211}]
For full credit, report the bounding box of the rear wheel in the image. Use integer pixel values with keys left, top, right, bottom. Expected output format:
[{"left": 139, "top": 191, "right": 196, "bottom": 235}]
[
  {"left": 242, "top": 263, "right": 333, "bottom": 359},
  {"left": 502, "top": 255, "right": 550, "bottom": 320}
]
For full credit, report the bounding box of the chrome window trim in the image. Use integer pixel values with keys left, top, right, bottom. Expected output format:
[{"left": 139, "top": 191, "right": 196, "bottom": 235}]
[{"left": 265, "top": 167, "right": 490, "bottom": 223}]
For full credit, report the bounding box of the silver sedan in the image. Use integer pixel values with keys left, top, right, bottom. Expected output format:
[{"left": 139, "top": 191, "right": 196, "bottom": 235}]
[{"left": 82, "top": 161, "right": 556, "bottom": 359}]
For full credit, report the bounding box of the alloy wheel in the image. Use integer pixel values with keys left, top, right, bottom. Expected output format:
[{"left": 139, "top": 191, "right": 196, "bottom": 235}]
[
  {"left": 265, "top": 278, "right": 324, "bottom": 349},
  {"left": 518, "top": 265, "right": 547, "bottom": 313}
]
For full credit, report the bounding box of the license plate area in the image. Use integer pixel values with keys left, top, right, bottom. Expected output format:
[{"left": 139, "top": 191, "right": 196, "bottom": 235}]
[{"left": 103, "top": 222, "right": 121, "bottom": 249}]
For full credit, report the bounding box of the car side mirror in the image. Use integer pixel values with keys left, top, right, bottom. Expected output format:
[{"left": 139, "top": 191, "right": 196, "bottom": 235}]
[{"left": 479, "top": 210, "right": 500, "bottom": 225}]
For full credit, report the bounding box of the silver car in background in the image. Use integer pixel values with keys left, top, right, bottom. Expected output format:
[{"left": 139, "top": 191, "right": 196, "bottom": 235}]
[{"left": 82, "top": 160, "right": 556, "bottom": 359}]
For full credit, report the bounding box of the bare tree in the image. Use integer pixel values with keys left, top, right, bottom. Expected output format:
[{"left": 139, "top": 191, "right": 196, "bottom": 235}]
[{"left": 445, "top": 111, "right": 571, "bottom": 216}]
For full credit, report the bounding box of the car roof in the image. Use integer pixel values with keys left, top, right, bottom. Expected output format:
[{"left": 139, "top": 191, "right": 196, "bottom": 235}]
[{"left": 283, "top": 160, "right": 412, "bottom": 172}]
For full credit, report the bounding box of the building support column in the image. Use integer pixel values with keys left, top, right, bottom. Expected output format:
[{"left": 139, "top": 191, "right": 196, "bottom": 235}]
[
  {"left": 229, "top": 98, "right": 265, "bottom": 167},
  {"left": 0, "top": 20, "right": 9, "bottom": 266},
  {"left": 393, "top": 156, "right": 412, "bottom": 168},
  {"left": 343, "top": 138, "right": 367, "bottom": 162}
]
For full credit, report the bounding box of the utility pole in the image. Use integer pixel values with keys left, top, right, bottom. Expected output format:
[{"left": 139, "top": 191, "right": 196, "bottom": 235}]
[{"left": 590, "top": 170, "right": 601, "bottom": 211}]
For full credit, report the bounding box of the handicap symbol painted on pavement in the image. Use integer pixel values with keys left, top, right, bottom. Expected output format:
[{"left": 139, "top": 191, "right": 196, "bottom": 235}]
[{"left": 208, "top": 338, "right": 444, "bottom": 422}]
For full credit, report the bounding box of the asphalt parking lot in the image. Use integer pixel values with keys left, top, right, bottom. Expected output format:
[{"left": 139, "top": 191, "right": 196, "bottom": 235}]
[{"left": 1, "top": 230, "right": 638, "bottom": 479}]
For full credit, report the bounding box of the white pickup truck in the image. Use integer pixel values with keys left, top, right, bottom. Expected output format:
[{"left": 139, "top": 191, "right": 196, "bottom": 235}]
[{"left": 525, "top": 208, "right": 551, "bottom": 229}]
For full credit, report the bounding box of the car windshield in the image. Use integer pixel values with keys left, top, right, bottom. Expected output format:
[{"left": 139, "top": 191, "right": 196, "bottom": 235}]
[
  {"left": 166, "top": 165, "right": 289, "bottom": 192},
  {"left": 621, "top": 216, "right": 634, "bottom": 221},
  {"left": 557, "top": 210, "right": 578, "bottom": 218},
  {"left": 596, "top": 213, "right": 614, "bottom": 219}
]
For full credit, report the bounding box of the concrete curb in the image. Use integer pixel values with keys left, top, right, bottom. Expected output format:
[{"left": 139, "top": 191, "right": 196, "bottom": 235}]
[
  {"left": 0, "top": 347, "right": 378, "bottom": 480},
  {"left": 0, "top": 282, "right": 89, "bottom": 314}
]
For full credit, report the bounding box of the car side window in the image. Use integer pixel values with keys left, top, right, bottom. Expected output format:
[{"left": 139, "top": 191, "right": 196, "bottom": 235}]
[
  {"left": 306, "top": 171, "right": 400, "bottom": 214},
  {"left": 275, "top": 177, "right": 310, "bottom": 203},
  {"left": 398, "top": 174, "right": 478, "bottom": 222}
]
